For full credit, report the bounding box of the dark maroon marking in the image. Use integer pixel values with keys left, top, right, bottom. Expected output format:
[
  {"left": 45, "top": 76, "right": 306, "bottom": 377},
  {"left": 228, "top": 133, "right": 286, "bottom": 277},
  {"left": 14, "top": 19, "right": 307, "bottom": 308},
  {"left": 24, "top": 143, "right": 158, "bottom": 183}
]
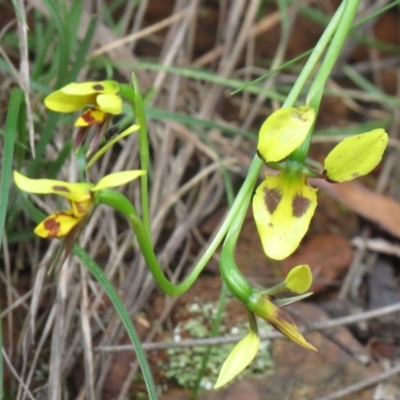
[
  {"left": 92, "top": 84, "right": 104, "bottom": 91},
  {"left": 292, "top": 195, "right": 311, "bottom": 218},
  {"left": 44, "top": 218, "right": 61, "bottom": 238},
  {"left": 263, "top": 187, "right": 281, "bottom": 214},
  {"left": 82, "top": 110, "right": 101, "bottom": 126},
  {"left": 52, "top": 185, "right": 70, "bottom": 192}
]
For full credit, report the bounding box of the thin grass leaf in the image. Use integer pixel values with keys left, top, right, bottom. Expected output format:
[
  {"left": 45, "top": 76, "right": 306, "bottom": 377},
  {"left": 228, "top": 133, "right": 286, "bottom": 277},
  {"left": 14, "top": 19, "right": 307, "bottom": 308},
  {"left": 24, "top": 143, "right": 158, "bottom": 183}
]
[
  {"left": 43, "top": 0, "right": 69, "bottom": 88},
  {"left": 66, "top": 16, "right": 98, "bottom": 82},
  {"left": 147, "top": 108, "right": 257, "bottom": 139},
  {"left": 0, "top": 88, "right": 24, "bottom": 400}
]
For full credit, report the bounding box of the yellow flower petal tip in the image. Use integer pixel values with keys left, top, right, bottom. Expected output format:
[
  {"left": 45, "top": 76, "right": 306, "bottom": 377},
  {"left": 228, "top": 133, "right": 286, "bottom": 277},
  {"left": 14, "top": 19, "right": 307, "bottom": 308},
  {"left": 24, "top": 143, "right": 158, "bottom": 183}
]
[
  {"left": 257, "top": 106, "right": 315, "bottom": 163},
  {"left": 285, "top": 265, "right": 312, "bottom": 294},
  {"left": 253, "top": 173, "right": 318, "bottom": 260},
  {"left": 324, "top": 129, "right": 388, "bottom": 182},
  {"left": 92, "top": 170, "right": 145, "bottom": 191},
  {"left": 214, "top": 330, "right": 260, "bottom": 389}
]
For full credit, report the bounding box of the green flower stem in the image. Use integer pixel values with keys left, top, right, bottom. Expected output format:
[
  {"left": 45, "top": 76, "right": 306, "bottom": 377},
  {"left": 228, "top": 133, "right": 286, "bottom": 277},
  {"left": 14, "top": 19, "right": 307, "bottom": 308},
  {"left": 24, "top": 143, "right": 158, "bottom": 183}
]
[
  {"left": 120, "top": 78, "right": 151, "bottom": 240},
  {"left": 97, "top": 155, "right": 262, "bottom": 296},
  {"left": 290, "top": 0, "right": 360, "bottom": 164}
]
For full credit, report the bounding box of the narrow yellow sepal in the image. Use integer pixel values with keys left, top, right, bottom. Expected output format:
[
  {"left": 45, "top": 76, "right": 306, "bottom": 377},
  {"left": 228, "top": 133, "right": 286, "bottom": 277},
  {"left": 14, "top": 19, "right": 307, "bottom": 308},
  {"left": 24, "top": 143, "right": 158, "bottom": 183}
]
[
  {"left": 252, "top": 172, "right": 317, "bottom": 260},
  {"left": 13, "top": 171, "right": 93, "bottom": 202},
  {"left": 324, "top": 129, "right": 388, "bottom": 182},
  {"left": 214, "top": 330, "right": 260, "bottom": 389},
  {"left": 284, "top": 265, "right": 312, "bottom": 294},
  {"left": 257, "top": 106, "right": 315, "bottom": 163},
  {"left": 86, "top": 125, "right": 140, "bottom": 171},
  {"left": 92, "top": 170, "right": 145, "bottom": 191}
]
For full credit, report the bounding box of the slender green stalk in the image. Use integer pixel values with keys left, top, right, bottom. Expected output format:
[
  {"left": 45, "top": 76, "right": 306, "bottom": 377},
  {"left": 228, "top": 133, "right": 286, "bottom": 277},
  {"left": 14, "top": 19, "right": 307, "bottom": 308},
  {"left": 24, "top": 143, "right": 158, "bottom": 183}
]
[
  {"left": 120, "top": 76, "right": 152, "bottom": 239},
  {"left": 291, "top": 0, "right": 360, "bottom": 164}
]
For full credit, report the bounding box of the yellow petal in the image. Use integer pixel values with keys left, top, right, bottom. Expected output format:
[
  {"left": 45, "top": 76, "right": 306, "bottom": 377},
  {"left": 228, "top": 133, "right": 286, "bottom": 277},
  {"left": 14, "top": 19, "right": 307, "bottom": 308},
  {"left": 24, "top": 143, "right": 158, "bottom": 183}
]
[
  {"left": 214, "top": 330, "right": 260, "bottom": 388},
  {"left": 324, "top": 129, "right": 388, "bottom": 182},
  {"left": 61, "top": 80, "right": 119, "bottom": 96},
  {"left": 86, "top": 125, "right": 140, "bottom": 171},
  {"left": 34, "top": 210, "right": 82, "bottom": 238},
  {"left": 14, "top": 171, "right": 93, "bottom": 202},
  {"left": 96, "top": 94, "right": 122, "bottom": 114},
  {"left": 74, "top": 108, "right": 106, "bottom": 127},
  {"left": 284, "top": 265, "right": 312, "bottom": 294},
  {"left": 70, "top": 198, "right": 93, "bottom": 218},
  {"left": 91, "top": 170, "right": 145, "bottom": 191},
  {"left": 44, "top": 90, "right": 89, "bottom": 112},
  {"left": 257, "top": 106, "right": 315, "bottom": 163},
  {"left": 253, "top": 172, "right": 317, "bottom": 260}
]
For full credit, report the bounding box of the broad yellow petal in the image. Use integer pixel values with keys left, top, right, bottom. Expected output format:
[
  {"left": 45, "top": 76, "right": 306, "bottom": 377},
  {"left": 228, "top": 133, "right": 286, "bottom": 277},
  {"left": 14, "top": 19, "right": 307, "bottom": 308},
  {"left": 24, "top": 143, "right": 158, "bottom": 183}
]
[
  {"left": 214, "top": 330, "right": 260, "bottom": 388},
  {"left": 44, "top": 90, "right": 89, "bottom": 112},
  {"left": 91, "top": 170, "right": 145, "bottom": 191},
  {"left": 96, "top": 94, "right": 122, "bottom": 114},
  {"left": 14, "top": 171, "right": 93, "bottom": 202},
  {"left": 324, "top": 129, "right": 388, "bottom": 182},
  {"left": 253, "top": 172, "right": 317, "bottom": 260},
  {"left": 61, "top": 80, "right": 119, "bottom": 96},
  {"left": 284, "top": 265, "right": 312, "bottom": 294},
  {"left": 257, "top": 106, "right": 315, "bottom": 163},
  {"left": 34, "top": 210, "right": 81, "bottom": 238}
]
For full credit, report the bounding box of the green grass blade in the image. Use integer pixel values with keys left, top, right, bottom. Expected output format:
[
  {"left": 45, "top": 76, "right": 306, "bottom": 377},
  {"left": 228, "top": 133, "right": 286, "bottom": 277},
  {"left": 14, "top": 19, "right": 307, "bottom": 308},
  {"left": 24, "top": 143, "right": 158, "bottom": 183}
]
[
  {"left": 43, "top": 0, "right": 69, "bottom": 88},
  {"left": 0, "top": 88, "right": 24, "bottom": 400},
  {"left": 66, "top": 16, "right": 98, "bottom": 82}
]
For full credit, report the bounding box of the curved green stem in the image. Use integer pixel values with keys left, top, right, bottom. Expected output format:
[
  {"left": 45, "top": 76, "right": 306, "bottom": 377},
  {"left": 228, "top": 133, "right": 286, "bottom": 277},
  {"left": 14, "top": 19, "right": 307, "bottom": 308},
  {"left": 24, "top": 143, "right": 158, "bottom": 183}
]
[
  {"left": 120, "top": 78, "right": 151, "bottom": 239},
  {"left": 97, "top": 155, "right": 262, "bottom": 296}
]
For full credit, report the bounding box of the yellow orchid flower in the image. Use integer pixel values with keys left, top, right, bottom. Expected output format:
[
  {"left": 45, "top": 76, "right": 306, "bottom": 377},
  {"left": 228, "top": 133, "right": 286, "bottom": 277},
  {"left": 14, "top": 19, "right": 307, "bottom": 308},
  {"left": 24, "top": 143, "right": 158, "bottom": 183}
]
[
  {"left": 254, "top": 105, "right": 388, "bottom": 260},
  {"left": 45, "top": 80, "right": 122, "bottom": 127},
  {"left": 14, "top": 170, "right": 144, "bottom": 238},
  {"left": 215, "top": 265, "right": 315, "bottom": 388}
]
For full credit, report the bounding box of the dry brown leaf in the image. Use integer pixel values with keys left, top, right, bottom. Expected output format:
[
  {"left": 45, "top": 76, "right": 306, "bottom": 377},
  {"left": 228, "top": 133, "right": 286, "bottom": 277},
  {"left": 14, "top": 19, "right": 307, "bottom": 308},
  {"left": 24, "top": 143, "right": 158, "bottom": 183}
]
[{"left": 313, "top": 179, "right": 400, "bottom": 239}]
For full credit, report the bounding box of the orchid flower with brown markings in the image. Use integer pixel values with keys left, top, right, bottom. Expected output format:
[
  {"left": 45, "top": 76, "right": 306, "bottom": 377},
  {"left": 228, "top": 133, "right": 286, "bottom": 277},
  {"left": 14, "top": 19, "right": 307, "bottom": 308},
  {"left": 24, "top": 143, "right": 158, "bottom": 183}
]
[
  {"left": 45, "top": 80, "right": 123, "bottom": 153},
  {"left": 253, "top": 106, "right": 388, "bottom": 260},
  {"left": 14, "top": 170, "right": 144, "bottom": 238}
]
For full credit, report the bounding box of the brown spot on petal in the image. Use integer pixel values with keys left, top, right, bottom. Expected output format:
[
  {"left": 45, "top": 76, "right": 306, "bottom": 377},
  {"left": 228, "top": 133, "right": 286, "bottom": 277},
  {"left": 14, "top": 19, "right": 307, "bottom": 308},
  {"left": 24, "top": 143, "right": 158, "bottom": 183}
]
[
  {"left": 52, "top": 185, "right": 70, "bottom": 193},
  {"left": 82, "top": 110, "right": 103, "bottom": 126},
  {"left": 292, "top": 195, "right": 311, "bottom": 218},
  {"left": 92, "top": 84, "right": 104, "bottom": 91},
  {"left": 264, "top": 187, "right": 281, "bottom": 214},
  {"left": 44, "top": 218, "right": 61, "bottom": 238}
]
